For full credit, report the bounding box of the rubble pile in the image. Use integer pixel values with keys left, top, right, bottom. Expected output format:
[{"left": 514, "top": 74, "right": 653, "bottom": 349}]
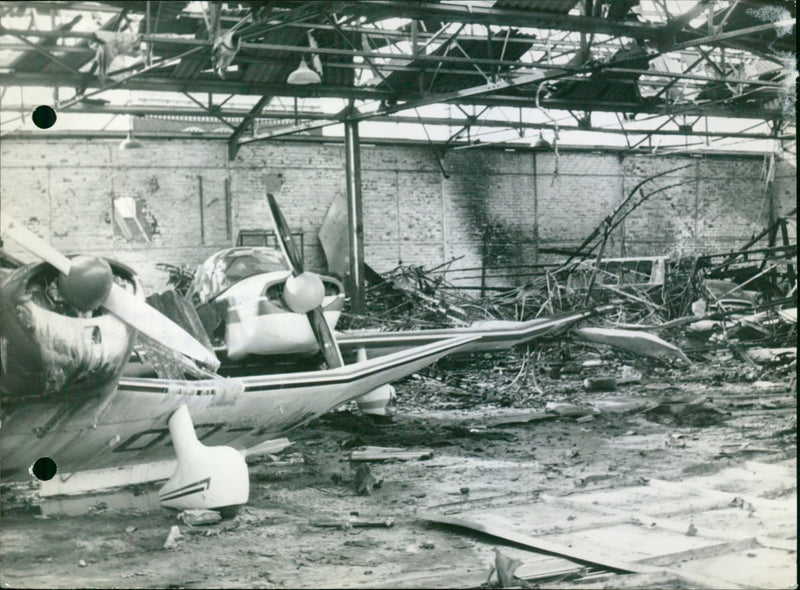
[{"left": 339, "top": 217, "right": 796, "bottom": 408}]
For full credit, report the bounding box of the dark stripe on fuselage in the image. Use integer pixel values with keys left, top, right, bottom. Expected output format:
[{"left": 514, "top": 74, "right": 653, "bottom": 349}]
[
  {"left": 118, "top": 342, "right": 460, "bottom": 396},
  {"left": 159, "top": 476, "right": 210, "bottom": 501},
  {"left": 119, "top": 383, "right": 170, "bottom": 393}
]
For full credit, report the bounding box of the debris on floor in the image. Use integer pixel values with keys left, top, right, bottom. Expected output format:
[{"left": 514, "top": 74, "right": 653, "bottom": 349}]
[
  {"left": 2, "top": 212, "right": 795, "bottom": 589},
  {"left": 177, "top": 509, "right": 222, "bottom": 526},
  {"left": 353, "top": 464, "right": 383, "bottom": 496},
  {"left": 163, "top": 525, "right": 183, "bottom": 549},
  {"left": 350, "top": 446, "right": 435, "bottom": 462}
]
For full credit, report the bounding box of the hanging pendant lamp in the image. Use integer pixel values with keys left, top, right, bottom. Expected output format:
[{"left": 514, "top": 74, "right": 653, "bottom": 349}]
[
  {"left": 119, "top": 115, "right": 143, "bottom": 150},
  {"left": 287, "top": 56, "right": 321, "bottom": 85}
]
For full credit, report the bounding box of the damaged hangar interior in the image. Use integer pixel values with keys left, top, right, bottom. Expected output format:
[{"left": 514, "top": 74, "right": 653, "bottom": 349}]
[{"left": 0, "top": 0, "right": 797, "bottom": 588}]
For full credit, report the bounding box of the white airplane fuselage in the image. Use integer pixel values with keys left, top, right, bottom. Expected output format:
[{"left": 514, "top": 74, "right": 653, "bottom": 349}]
[
  {"left": 0, "top": 335, "right": 475, "bottom": 482},
  {"left": 217, "top": 271, "right": 342, "bottom": 360}
]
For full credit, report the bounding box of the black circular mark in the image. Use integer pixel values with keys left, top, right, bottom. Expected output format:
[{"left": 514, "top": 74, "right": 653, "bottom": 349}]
[
  {"left": 32, "top": 105, "right": 57, "bottom": 129},
  {"left": 218, "top": 506, "right": 239, "bottom": 520},
  {"left": 31, "top": 457, "right": 58, "bottom": 481}
]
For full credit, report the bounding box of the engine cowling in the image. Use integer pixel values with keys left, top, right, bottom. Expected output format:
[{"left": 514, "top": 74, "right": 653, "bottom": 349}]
[{"left": 0, "top": 259, "right": 142, "bottom": 400}]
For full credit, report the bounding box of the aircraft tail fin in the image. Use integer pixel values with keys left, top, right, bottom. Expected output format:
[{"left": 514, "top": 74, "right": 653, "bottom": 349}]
[{"left": 159, "top": 405, "right": 249, "bottom": 513}]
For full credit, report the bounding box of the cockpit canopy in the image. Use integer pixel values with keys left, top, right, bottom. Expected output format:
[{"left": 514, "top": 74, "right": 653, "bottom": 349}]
[{"left": 188, "top": 247, "right": 288, "bottom": 306}]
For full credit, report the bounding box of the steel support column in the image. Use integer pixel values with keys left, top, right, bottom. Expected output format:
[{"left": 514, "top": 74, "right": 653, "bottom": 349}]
[{"left": 344, "top": 117, "right": 365, "bottom": 315}]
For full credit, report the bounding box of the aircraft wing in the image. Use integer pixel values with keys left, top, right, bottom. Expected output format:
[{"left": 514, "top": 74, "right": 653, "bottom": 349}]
[
  {"left": 1, "top": 335, "right": 480, "bottom": 481},
  {"left": 335, "top": 308, "right": 602, "bottom": 360},
  {"left": 205, "top": 308, "right": 604, "bottom": 363}
]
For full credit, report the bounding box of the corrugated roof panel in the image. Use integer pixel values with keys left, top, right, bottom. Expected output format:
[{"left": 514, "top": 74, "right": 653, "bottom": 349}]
[
  {"left": 236, "top": 24, "right": 355, "bottom": 87},
  {"left": 172, "top": 56, "right": 207, "bottom": 79},
  {"left": 9, "top": 13, "right": 96, "bottom": 73},
  {"left": 494, "top": 0, "right": 580, "bottom": 15},
  {"left": 237, "top": 26, "right": 306, "bottom": 85},
  {"left": 377, "top": 29, "right": 536, "bottom": 97},
  {"left": 549, "top": 77, "right": 643, "bottom": 104}
]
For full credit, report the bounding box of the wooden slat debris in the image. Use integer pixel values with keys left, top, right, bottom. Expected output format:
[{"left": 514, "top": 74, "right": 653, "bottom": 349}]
[
  {"left": 513, "top": 553, "right": 595, "bottom": 580},
  {"left": 479, "top": 410, "right": 556, "bottom": 427},
  {"left": 365, "top": 567, "right": 490, "bottom": 589},
  {"left": 310, "top": 516, "right": 395, "bottom": 529},
  {"left": 349, "top": 446, "right": 434, "bottom": 462}
]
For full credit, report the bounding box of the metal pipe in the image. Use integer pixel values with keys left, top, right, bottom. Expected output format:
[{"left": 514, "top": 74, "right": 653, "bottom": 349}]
[
  {"left": 12, "top": 102, "right": 789, "bottom": 140},
  {"left": 344, "top": 116, "right": 365, "bottom": 315}
]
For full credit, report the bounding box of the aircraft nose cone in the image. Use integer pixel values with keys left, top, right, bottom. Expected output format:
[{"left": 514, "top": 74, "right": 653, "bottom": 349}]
[
  {"left": 58, "top": 255, "right": 113, "bottom": 311},
  {"left": 283, "top": 272, "right": 325, "bottom": 314}
]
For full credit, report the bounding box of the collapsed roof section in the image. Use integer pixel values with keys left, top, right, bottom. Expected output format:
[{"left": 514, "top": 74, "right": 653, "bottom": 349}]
[{"left": 0, "top": 1, "right": 795, "bottom": 152}]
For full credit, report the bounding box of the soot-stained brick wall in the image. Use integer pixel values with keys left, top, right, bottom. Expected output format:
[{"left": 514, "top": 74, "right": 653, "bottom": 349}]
[{"left": 1, "top": 138, "right": 793, "bottom": 292}]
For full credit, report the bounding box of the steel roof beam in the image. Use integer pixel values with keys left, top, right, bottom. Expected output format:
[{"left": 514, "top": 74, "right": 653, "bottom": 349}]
[
  {"left": 180, "top": 91, "right": 237, "bottom": 130},
  {"left": 227, "top": 94, "right": 272, "bottom": 159},
  {"left": 13, "top": 102, "right": 790, "bottom": 140},
  {"left": 462, "top": 94, "right": 785, "bottom": 120},
  {"left": 661, "top": 0, "right": 714, "bottom": 34},
  {"left": 2, "top": 28, "right": 776, "bottom": 75},
  {"left": 0, "top": 40, "right": 783, "bottom": 89},
  {"left": 1, "top": 120, "right": 788, "bottom": 142},
  {"left": 669, "top": 18, "right": 796, "bottom": 52},
  {"left": 1, "top": 71, "right": 785, "bottom": 120},
  {"left": 346, "top": 1, "right": 669, "bottom": 39},
  {"left": 0, "top": 72, "right": 393, "bottom": 100},
  {"left": 1, "top": 27, "right": 85, "bottom": 76},
  {"left": 4, "top": 128, "right": 791, "bottom": 152},
  {"left": 0, "top": 1, "right": 122, "bottom": 13},
  {"left": 1, "top": 1, "right": 674, "bottom": 38},
  {"left": 236, "top": 117, "right": 342, "bottom": 144}
]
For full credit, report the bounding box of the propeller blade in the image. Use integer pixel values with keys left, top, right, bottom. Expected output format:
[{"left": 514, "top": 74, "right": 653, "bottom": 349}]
[
  {"left": 306, "top": 307, "right": 344, "bottom": 369},
  {"left": 266, "top": 193, "right": 304, "bottom": 274},
  {"left": 0, "top": 216, "right": 71, "bottom": 274},
  {"left": 104, "top": 285, "right": 221, "bottom": 371},
  {"left": 2, "top": 215, "right": 220, "bottom": 371},
  {"left": 264, "top": 195, "right": 344, "bottom": 369}
]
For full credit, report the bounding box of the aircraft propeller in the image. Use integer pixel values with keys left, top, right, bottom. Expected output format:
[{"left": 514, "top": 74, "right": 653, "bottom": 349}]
[
  {"left": 0, "top": 216, "right": 221, "bottom": 371},
  {"left": 266, "top": 193, "right": 345, "bottom": 369}
]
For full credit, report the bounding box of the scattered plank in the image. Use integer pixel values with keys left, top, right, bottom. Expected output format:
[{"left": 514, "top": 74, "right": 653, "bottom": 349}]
[
  {"left": 543, "top": 570, "right": 698, "bottom": 589},
  {"left": 419, "top": 511, "right": 659, "bottom": 574},
  {"left": 367, "top": 567, "right": 488, "bottom": 589},
  {"left": 744, "top": 347, "right": 797, "bottom": 363},
  {"left": 479, "top": 410, "right": 557, "bottom": 427},
  {"left": 350, "top": 446, "right": 434, "bottom": 462},
  {"left": 310, "top": 516, "right": 394, "bottom": 529},
  {"left": 514, "top": 555, "right": 592, "bottom": 580}
]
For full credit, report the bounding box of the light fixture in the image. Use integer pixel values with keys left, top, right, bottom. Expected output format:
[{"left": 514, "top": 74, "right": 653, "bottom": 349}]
[
  {"left": 119, "top": 115, "right": 143, "bottom": 150},
  {"left": 119, "top": 130, "right": 143, "bottom": 150},
  {"left": 287, "top": 56, "right": 321, "bottom": 85},
  {"left": 533, "top": 131, "right": 551, "bottom": 150}
]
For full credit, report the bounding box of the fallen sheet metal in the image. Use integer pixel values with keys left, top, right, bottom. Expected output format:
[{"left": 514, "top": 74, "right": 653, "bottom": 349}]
[
  {"left": 777, "top": 307, "right": 797, "bottom": 324},
  {"left": 743, "top": 347, "right": 797, "bottom": 364},
  {"left": 577, "top": 327, "right": 691, "bottom": 363},
  {"left": 421, "top": 460, "right": 797, "bottom": 589},
  {"left": 318, "top": 191, "right": 350, "bottom": 278}
]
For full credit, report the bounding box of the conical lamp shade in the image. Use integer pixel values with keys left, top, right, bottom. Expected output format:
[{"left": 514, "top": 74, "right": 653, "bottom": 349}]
[
  {"left": 119, "top": 130, "right": 143, "bottom": 150},
  {"left": 287, "top": 57, "right": 321, "bottom": 85},
  {"left": 533, "top": 132, "right": 551, "bottom": 150}
]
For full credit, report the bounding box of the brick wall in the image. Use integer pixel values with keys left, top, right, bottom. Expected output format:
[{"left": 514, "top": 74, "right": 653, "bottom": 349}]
[{"left": 1, "top": 138, "right": 794, "bottom": 293}]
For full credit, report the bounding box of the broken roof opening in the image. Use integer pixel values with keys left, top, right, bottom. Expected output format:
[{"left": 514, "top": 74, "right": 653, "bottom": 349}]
[{"left": 0, "top": 0, "right": 794, "bottom": 154}]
